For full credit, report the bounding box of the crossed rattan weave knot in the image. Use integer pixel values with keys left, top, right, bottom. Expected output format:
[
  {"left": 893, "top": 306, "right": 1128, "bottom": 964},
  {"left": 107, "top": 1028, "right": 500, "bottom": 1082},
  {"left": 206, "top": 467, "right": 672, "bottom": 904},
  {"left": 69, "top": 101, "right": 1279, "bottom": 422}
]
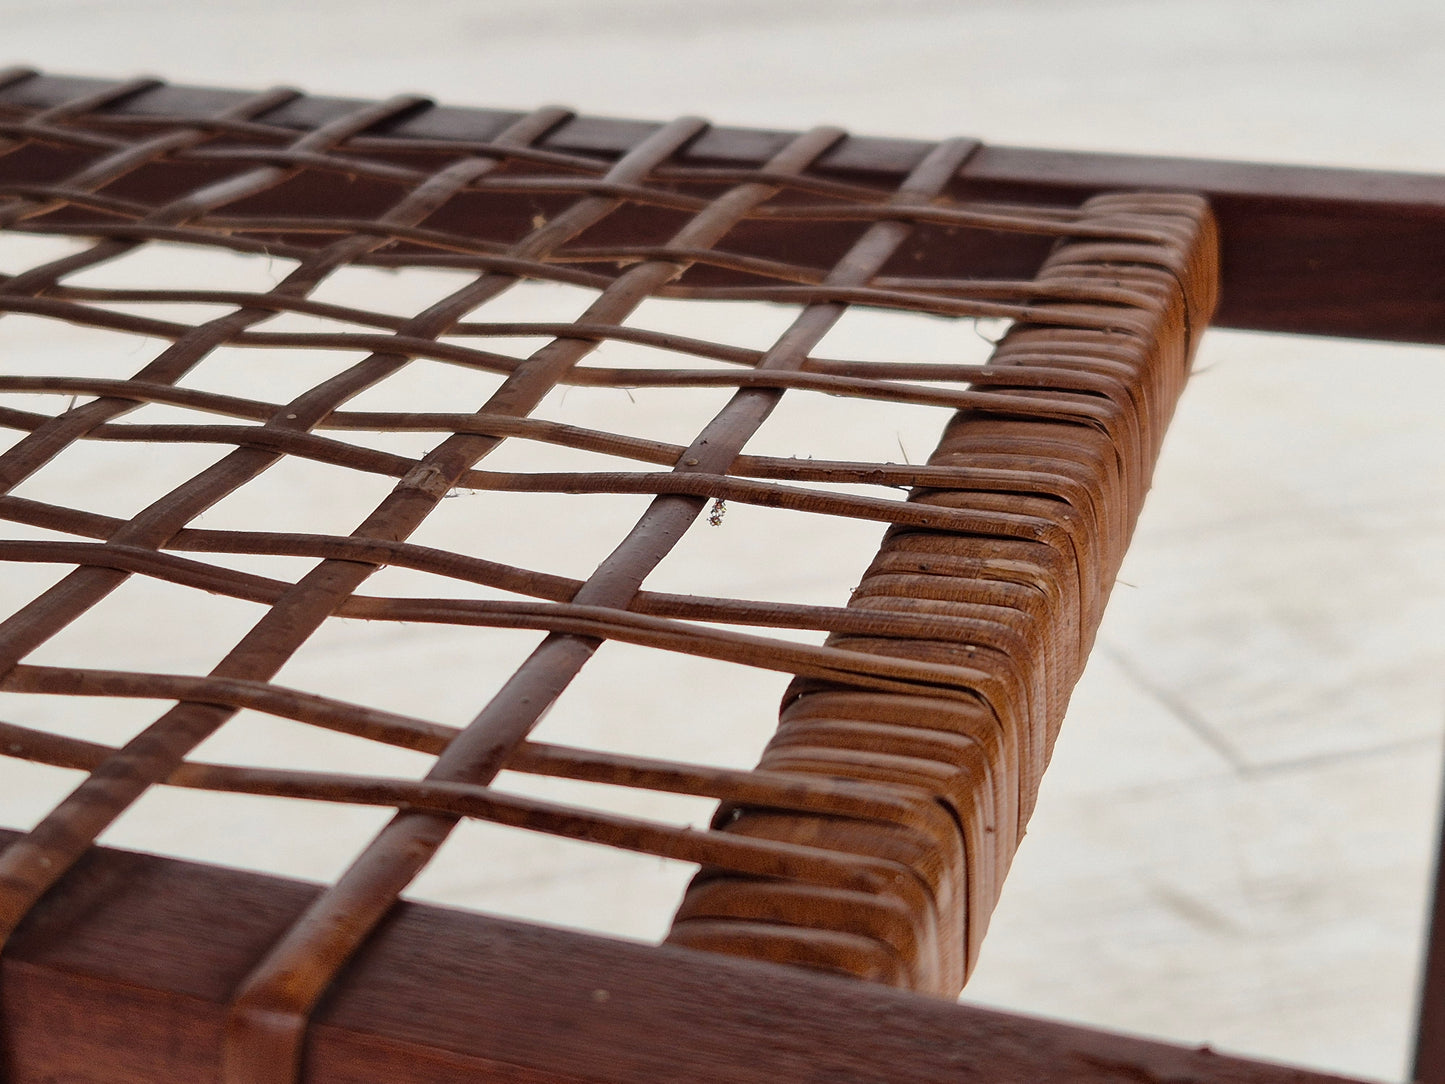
[{"left": 0, "top": 70, "right": 1216, "bottom": 1080}]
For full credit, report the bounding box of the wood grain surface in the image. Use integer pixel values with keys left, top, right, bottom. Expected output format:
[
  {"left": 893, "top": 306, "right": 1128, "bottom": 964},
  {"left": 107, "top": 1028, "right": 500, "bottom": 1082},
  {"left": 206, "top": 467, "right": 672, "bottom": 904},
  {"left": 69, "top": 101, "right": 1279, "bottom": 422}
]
[{"left": 2, "top": 829, "right": 1375, "bottom": 1083}]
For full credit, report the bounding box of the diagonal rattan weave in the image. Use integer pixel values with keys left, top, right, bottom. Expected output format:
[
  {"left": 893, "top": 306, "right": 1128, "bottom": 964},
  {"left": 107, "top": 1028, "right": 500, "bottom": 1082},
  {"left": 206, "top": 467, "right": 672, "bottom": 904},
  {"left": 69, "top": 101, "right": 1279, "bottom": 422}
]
[{"left": 0, "top": 70, "right": 1216, "bottom": 1081}]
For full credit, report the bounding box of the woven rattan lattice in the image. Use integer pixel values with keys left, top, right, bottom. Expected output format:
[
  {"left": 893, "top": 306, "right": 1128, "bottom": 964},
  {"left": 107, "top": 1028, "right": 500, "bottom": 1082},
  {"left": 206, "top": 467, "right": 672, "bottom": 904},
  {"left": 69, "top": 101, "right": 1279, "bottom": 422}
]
[{"left": 0, "top": 72, "right": 1232, "bottom": 1082}]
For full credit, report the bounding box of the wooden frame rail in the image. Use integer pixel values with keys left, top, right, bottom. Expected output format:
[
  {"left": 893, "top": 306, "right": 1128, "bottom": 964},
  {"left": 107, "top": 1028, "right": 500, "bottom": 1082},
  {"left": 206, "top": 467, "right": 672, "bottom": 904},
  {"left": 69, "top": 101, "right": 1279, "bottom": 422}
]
[{"left": 2, "top": 829, "right": 1370, "bottom": 1083}]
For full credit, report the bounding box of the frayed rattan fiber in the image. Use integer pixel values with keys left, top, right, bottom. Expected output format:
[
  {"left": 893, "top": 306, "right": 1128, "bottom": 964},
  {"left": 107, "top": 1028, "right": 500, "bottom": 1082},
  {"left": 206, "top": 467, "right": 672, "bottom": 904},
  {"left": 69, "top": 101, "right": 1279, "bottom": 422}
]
[{"left": 0, "top": 70, "right": 1216, "bottom": 1083}]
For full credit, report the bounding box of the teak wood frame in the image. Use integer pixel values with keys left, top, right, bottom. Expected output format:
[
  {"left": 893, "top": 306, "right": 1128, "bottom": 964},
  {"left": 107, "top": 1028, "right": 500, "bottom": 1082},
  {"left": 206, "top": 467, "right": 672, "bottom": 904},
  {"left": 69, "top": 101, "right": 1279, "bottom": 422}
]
[{"left": 0, "top": 73, "right": 1441, "bottom": 1084}]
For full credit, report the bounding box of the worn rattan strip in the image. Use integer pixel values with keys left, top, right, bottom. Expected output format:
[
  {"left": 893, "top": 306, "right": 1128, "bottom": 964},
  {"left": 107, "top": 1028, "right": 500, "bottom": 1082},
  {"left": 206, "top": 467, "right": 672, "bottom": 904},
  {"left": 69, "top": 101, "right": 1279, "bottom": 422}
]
[
  {"left": 0, "top": 73, "right": 1217, "bottom": 1082},
  {"left": 668, "top": 192, "right": 1217, "bottom": 991}
]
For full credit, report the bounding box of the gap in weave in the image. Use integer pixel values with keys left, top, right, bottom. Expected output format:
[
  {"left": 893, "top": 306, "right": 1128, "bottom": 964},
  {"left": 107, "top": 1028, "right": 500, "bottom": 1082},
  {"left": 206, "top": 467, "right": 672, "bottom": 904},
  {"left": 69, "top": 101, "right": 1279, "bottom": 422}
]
[
  {"left": 0, "top": 232, "right": 92, "bottom": 275},
  {"left": 7, "top": 438, "right": 234, "bottom": 521},
  {"left": 434, "top": 329, "right": 553, "bottom": 361},
  {"left": 530, "top": 639, "right": 788, "bottom": 771},
  {"left": 116, "top": 399, "right": 263, "bottom": 427},
  {"left": 0, "top": 691, "right": 176, "bottom": 751},
  {"left": 328, "top": 361, "right": 512, "bottom": 461},
  {"left": 492, "top": 769, "right": 722, "bottom": 828},
  {"left": 302, "top": 263, "right": 484, "bottom": 321},
  {"left": 357, "top": 562, "right": 553, "bottom": 605},
  {"left": 573, "top": 331, "right": 749, "bottom": 374},
  {"left": 192, "top": 708, "right": 435, "bottom": 777},
  {"left": 95, "top": 783, "right": 396, "bottom": 884},
  {"left": 79, "top": 297, "right": 249, "bottom": 328},
  {"left": 59, "top": 239, "right": 298, "bottom": 295},
  {"left": 402, "top": 487, "right": 659, "bottom": 583},
  {"left": 0, "top": 760, "right": 83, "bottom": 832},
  {"left": 164, "top": 548, "right": 323, "bottom": 588},
  {"left": 453, "top": 279, "right": 604, "bottom": 328},
  {"left": 742, "top": 387, "right": 957, "bottom": 479},
  {"left": 185, "top": 449, "right": 405, "bottom": 539},
  {"left": 0, "top": 690, "right": 180, "bottom": 836},
  {"left": 477, "top": 429, "right": 671, "bottom": 477},
  {"left": 811, "top": 304, "right": 1001, "bottom": 368},
  {"left": 246, "top": 306, "right": 396, "bottom": 337},
  {"left": 643, "top": 498, "right": 893, "bottom": 616},
  {"left": 15, "top": 573, "right": 271, "bottom": 677},
  {"left": 530, "top": 381, "right": 740, "bottom": 451},
  {"left": 268, "top": 618, "right": 549, "bottom": 731},
  {"left": 323, "top": 423, "right": 473, "bottom": 463},
  {"left": 321, "top": 357, "right": 512, "bottom": 416},
  {"left": 0, "top": 312, "right": 170, "bottom": 382},
  {"left": 0, "top": 565, "right": 75, "bottom": 637},
  {"left": 170, "top": 344, "right": 374, "bottom": 407},
  {"left": 404, "top": 816, "right": 697, "bottom": 945},
  {"left": 624, "top": 296, "right": 804, "bottom": 351}
]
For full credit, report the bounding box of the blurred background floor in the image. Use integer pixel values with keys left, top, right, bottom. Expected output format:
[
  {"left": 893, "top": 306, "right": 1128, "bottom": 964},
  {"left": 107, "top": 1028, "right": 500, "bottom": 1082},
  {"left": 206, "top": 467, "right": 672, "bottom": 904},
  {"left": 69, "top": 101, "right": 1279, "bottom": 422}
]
[{"left": 3, "top": 2, "right": 1443, "bottom": 1080}]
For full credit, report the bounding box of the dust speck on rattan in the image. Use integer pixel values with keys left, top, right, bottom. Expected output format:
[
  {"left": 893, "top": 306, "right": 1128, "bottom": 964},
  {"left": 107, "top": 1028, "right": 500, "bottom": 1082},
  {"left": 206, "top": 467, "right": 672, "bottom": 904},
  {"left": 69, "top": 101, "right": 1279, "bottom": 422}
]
[{"left": 0, "top": 73, "right": 1218, "bottom": 1084}]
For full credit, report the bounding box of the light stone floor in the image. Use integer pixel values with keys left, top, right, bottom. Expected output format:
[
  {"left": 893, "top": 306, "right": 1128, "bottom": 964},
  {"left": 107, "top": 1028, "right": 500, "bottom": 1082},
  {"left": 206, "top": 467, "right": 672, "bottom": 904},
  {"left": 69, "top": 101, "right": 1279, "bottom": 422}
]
[{"left": 3, "top": 2, "right": 1444, "bottom": 1081}]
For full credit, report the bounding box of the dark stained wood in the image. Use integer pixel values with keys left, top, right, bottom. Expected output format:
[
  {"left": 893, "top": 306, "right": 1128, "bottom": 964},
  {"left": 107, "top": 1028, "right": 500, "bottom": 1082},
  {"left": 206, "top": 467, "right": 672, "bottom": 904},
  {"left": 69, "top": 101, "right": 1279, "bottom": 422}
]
[
  {"left": 1, "top": 830, "right": 1370, "bottom": 1083},
  {"left": 953, "top": 147, "right": 1445, "bottom": 347}
]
